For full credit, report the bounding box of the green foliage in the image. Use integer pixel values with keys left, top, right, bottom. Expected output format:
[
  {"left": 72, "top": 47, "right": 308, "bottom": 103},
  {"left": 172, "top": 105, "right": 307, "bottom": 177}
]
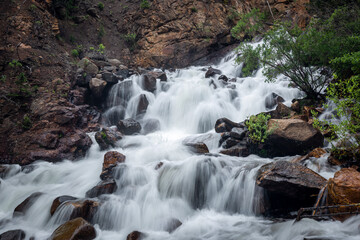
[
  {"left": 140, "top": 0, "right": 150, "bottom": 9},
  {"left": 22, "top": 115, "right": 32, "bottom": 130},
  {"left": 97, "top": 2, "right": 104, "bottom": 11},
  {"left": 191, "top": 7, "right": 197, "bottom": 13},
  {"left": 101, "top": 131, "right": 107, "bottom": 140},
  {"left": 29, "top": 4, "right": 37, "bottom": 12},
  {"left": 231, "top": 8, "right": 265, "bottom": 39},
  {"left": 124, "top": 33, "right": 137, "bottom": 51},
  {"left": 97, "top": 43, "right": 105, "bottom": 54},
  {"left": 71, "top": 49, "right": 79, "bottom": 57},
  {"left": 9, "top": 60, "right": 22, "bottom": 68},
  {"left": 235, "top": 44, "right": 260, "bottom": 77},
  {"left": 16, "top": 72, "right": 27, "bottom": 85},
  {"left": 245, "top": 113, "right": 272, "bottom": 143},
  {"left": 0, "top": 75, "right": 6, "bottom": 83}
]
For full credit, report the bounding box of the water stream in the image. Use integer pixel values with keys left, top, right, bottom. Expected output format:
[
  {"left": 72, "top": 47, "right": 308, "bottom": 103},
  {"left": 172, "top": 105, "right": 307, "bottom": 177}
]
[{"left": 0, "top": 50, "right": 359, "bottom": 240}]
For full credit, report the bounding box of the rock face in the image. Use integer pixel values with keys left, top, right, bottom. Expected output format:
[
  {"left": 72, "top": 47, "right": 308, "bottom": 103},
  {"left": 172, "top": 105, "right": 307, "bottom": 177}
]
[
  {"left": 265, "top": 119, "right": 324, "bottom": 157},
  {"left": 117, "top": 119, "right": 142, "bottom": 135},
  {"left": 95, "top": 128, "right": 123, "bottom": 151},
  {"left": 257, "top": 160, "right": 327, "bottom": 216},
  {"left": 50, "top": 217, "right": 96, "bottom": 240},
  {"left": 0, "top": 229, "right": 26, "bottom": 240},
  {"left": 13, "top": 192, "right": 43, "bottom": 217}
]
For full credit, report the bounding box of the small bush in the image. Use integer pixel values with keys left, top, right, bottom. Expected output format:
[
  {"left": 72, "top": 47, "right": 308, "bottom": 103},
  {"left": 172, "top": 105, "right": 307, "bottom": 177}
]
[
  {"left": 245, "top": 113, "right": 272, "bottom": 143},
  {"left": 101, "top": 131, "right": 107, "bottom": 140},
  {"left": 9, "top": 60, "right": 22, "bottom": 68},
  {"left": 16, "top": 72, "right": 27, "bottom": 84},
  {"left": 22, "top": 115, "right": 32, "bottom": 130},
  {"left": 98, "top": 43, "right": 105, "bottom": 54},
  {"left": 98, "top": 2, "right": 104, "bottom": 11},
  {"left": 71, "top": 49, "right": 79, "bottom": 57},
  {"left": 140, "top": 0, "right": 150, "bottom": 9},
  {"left": 191, "top": 7, "right": 197, "bottom": 13}
]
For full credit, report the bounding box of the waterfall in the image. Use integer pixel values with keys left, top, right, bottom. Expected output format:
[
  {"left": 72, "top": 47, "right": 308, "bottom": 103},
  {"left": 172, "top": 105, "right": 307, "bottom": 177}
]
[{"left": 0, "top": 46, "right": 359, "bottom": 240}]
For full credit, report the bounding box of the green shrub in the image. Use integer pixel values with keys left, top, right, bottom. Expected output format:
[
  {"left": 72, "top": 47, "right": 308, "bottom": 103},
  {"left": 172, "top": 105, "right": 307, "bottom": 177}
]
[
  {"left": 140, "top": 0, "right": 150, "bottom": 9},
  {"left": 16, "top": 72, "right": 27, "bottom": 84},
  {"left": 191, "top": 7, "right": 197, "bottom": 13},
  {"left": 22, "top": 115, "right": 32, "bottom": 130},
  {"left": 101, "top": 131, "right": 107, "bottom": 140},
  {"left": 97, "top": 43, "right": 105, "bottom": 54},
  {"left": 235, "top": 44, "right": 260, "bottom": 77},
  {"left": 71, "top": 49, "right": 79, "bottom": 57},
  {"left": 245, "top": 113, "right": 272, "bottom": 143},
  {"left": 124, "top": 33, "right": 137, "bottom": 50},
  {"left": 230, "top": 8, "right": 265, "bottom": 39},
  {"left": 98, "top": 2, "right": 104, "bottom": 10},
  {"left": 9, "top": 60, "right": 22, "bottom": 68},
  {"left": 98, "top": 25, "right": 106, "bottom": 39}
]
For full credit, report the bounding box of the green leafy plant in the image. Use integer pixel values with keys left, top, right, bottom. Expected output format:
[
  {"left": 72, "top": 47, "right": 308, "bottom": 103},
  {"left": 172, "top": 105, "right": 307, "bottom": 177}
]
[
  {"left": 98, "top": 25, "right": 106, "bottom": 39},
  {"left": 9, "top": 60, "right": 22, "bottom": 68},
  {"left": 124, "top": 33, "right": 137, "bottom": 51},
  {"left": 140, "top": 0, "right": 150, "bottom": 9},
  {"left": 191, "top": 7, "right": 197, "bottom": 13},
  {"left": 101, "top": 131, "right": 107, "bottom": 140},
  {"left": 71, "top": 49, "right": 79, "bottom": 57},
  {"left": 16, "top": 72, "right": 27, "bottom": 85},
  {"left": 22, "top": 115, "right": 32, "bottom": 130},
  {"left": 29, "top": 4, "right": 37, "bottom": 12},
  {"left": 98, "top": 2, "right": 104, "bottom": 10},
  {"left": 235, "top": 44, "right": 260, "bottom": 77},
  {"left": 0, "top": 75, "right": 6, "bottom": 83},
  {"left": 245, "top": 113, "right": 273, "bottom": 143},
  {"left": 230, "top": 8, "right": 265, "bottom": 39},
  {"left": 97, "top": 43, "right": 105, "bottom": 54}
]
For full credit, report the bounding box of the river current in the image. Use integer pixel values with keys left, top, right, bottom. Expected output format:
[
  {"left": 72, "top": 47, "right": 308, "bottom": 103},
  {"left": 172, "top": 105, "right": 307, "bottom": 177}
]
[{"left": 0, "top": 48, "right": 359, "bottom": 240}]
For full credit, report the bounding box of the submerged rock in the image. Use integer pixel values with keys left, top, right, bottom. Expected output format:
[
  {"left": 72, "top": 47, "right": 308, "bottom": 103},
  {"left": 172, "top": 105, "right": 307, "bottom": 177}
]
[
  {"left": 136, "top": 94, "right": 149, "bottom": 117},
  {"left": 165, "top": 218, "right": 182, "bottom": 233},
  {"left": 94, "top": 127, "right": 123, "bottom": 151},
  {"left": 0, "top": 229, "right": 25, "bottom": 240},
  {"left": 142, "top": 119, "right": 161, "bottom": 134},
  {"left": 184, "top": 142, "right": 209, "bottom": 154},
  {"left": 50, "top": 195, "right": 77, "bottom": 215},
  {"left": 257, "top": 160, "right": 326, "bottom": 216},
  {"left": 205, "top": 67, "right": 221, "bottom": 78},
  {"left": 50, "top": 217, "right": 96, "bottom": 240},
  {"left": 116, "top": 118, "right": 141, "bottom": 135},
  {"left": 85, "top": 179, "right": 118, "bottom": 198},
  {"left": 13, "top": 192, "right": 43, "bottom": 217}
]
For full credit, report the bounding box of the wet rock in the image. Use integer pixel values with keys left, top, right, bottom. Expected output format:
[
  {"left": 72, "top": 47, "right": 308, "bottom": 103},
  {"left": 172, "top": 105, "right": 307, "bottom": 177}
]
[
  {"left": 136, "top": 94, "right": 149, "bottom": 117},
  {"left": 100, "top": 151, "right": 126, "bottom": 180},
  {"left": 142, "top": 119, "right": 161, "bottom": 134},
  {"left": 219, "top": 128, "right": 247, "bottom": 147},
  {"left": 86, "top": 179, "right": 118, "bottom": 198},
  {"left": 89, "top": 78, "right": 107, "bottom": 98},
  {"left": 265, "top": 93, "right": 285, "bottom": 109},
  {"left": 205, "top": 67, "right": 221, "bottom": 78},
  {"left": 220, "top": 146, "right": 249, "bottom": 157},
  {"left": 115, "top": 66, "right": 130, "bottom": 80},
  {"left": 0, "top": 165, "right": 9, "bottom": 178},
  {"left": 35, "top": 132, "right": 59, "bottom": 149},
  {"left": 50, "top": 195, "right": 78, "bottom": 215},
  {"left": 0, "top": 229, "right": 25, "bottom": 240},
  {"left": 142, "top": 73, "right": 158, "bottom": 92},
  {"left": 64, "top": 200, "right": 100, "bottom": 222},
  {"left": 218, "top": 75, "right": 228, "bottom": 82},
  {"left": 95, "top": 127, "right": 123, "bottom": 151},
  {"left": 184, "top": 142, "right": 209, "bottom": 154},
  {"left": 155, "top": 162, "right": 164, "bottom": 170},
  {"left": 257, "top": 161, "right": 326, "bottom": 215},
  {"left": 215, "top": 118, "right": 244, "bottom": 133},
  {"left": 291, "top": 148, "right": 327, "bottom": 164},
  {"left": 269, "top": 102, "right": 292, "bottom": 119},
  {"left": 77, "top": 58, "right": 98, "bottom": 76},
  {"left": 265, "top": 119, "right": 324, "bottom": 157},
  {"left": 328, "top": 168, "right": 360, "bottom": 206},
  {"left": 13, "top": 192, "right": 43, "bottom": 217},
  {"left": 165, "top": 218, "right": 182, "bottom": 233},
  {"left": 126, "top": 231, "right": 146, "bottom": 240},
  {"left": 50, "top": 217, "right": 96, "bottom": 240},
  {"left": 220, "top": 138, "right": 243, "bottom": 149},
  {"left": 291, "top": 100, "right": 300, "bottom": 112},
  {"left": 116, "top": 118, "right": 141, "bottom": 135}
]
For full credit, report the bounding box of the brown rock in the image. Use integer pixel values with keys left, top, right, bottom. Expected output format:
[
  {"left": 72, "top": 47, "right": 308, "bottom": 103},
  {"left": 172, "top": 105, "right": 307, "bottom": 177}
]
[
  {"left": 50, "top": 196, "right": 77, "bottom": 216},
  {"left": 85, "top": 179, "right": 118, "bottom": 198},
  {"left": 78, "top": 58, "right": 98, "bottom": 76},
  {"left": 327, "top": 168, "right": 360, "bottom": 220},
  {"left": 257, "top": 160, "right": 327, "bottom": 215},
  {"left": 100, "top": 151, "right": 126, "bottom": 180},
  {"left": 184, "top": 142, "right": 209, "bottom": 154},
  {"left": 89, "top": 78, "right": 107, "bottom": 98},
  {"left": 13, "top": 192, "right": 43, "bottom": 217},
  {"left": 291, "top": 101, "right": 300, "bottom": 112},
  {"left": 270, "top": 102, "right": 292, "bottom": 119},
  {"left": 126, "top": 231, "right": 145, "bottom": 240},
  {"left": 215, "top": 118, "right": 244, "bottom": 133},
  {"left": 95, "top": 127, "right": 123, "bottom": 151},
  {"left": 50, "top": 217, "right": 96, "bottom": 240},
  {"left": 265, "top": 119, "right": 324, "bottom": 157},
  {"left": 220, "top": 145, "right": 249, "bottom": 157}
]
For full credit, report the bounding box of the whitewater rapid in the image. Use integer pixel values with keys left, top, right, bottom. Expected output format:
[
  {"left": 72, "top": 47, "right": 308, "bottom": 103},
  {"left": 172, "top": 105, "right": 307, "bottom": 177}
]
[{"left": 0, "top": 49, "right": 359, "bottom": 240}]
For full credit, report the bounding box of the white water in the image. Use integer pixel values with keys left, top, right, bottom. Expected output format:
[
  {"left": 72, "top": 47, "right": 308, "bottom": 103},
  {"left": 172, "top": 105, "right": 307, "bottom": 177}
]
[{"left": 1, "top": 50, "right": 359, "bottom": 240}]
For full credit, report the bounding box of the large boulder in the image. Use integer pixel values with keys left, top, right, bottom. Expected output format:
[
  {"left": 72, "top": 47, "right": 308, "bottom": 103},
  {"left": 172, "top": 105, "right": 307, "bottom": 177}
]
[
  {"left": 256, "top": 160, "right": 327, "bottom": 216},
  {"left": 142, "top": 73, "right": 157, "bottom": 92},
  {"left": 94, "top": 127, "right": 123, "bottom": 151},
  {"left": 264, "top": 119, "right": 324, "bottom": 157},
  {"left": 85, "top": 179, "right": 118, "bottom": 198},
  {"left": 100, "top": 151, "right": 126, "bottom": 180},
  {"left": 116, "top": 118, "right": 141, "bottom": 135},
  {"left": 13, "top": 192, "right": 43, "bottom": 217},
  {"left": 49, "top": 217, "right": 96, "bottom": 240},
  {"left": 0, "top": 229, "right": 25, "bottom": 240},
  {"left": 269, "top": 102, "right": 292, "bottom": 119},
  {"left": 89, "top": 78, "right": 107, "bottom": 98},
  {"left": 77, "top": 58, "right": 98, "bottom": 76}
]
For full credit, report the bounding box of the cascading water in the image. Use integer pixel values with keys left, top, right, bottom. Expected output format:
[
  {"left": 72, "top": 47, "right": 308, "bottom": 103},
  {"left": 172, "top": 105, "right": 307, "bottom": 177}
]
[{"left": 1, "top": 47, "right": 360, "bottom": 240}]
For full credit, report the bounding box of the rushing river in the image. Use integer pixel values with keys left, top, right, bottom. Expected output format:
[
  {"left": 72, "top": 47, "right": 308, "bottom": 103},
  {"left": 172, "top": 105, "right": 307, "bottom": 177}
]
[{"left": 0, "top": 49, "right": 359, "bottom": 240}]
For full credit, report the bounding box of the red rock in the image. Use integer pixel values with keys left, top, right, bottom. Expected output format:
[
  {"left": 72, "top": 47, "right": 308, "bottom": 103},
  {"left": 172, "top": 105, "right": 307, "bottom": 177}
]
[{"left": 50, "top": 217, "right": 96, "bottom": 240}]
